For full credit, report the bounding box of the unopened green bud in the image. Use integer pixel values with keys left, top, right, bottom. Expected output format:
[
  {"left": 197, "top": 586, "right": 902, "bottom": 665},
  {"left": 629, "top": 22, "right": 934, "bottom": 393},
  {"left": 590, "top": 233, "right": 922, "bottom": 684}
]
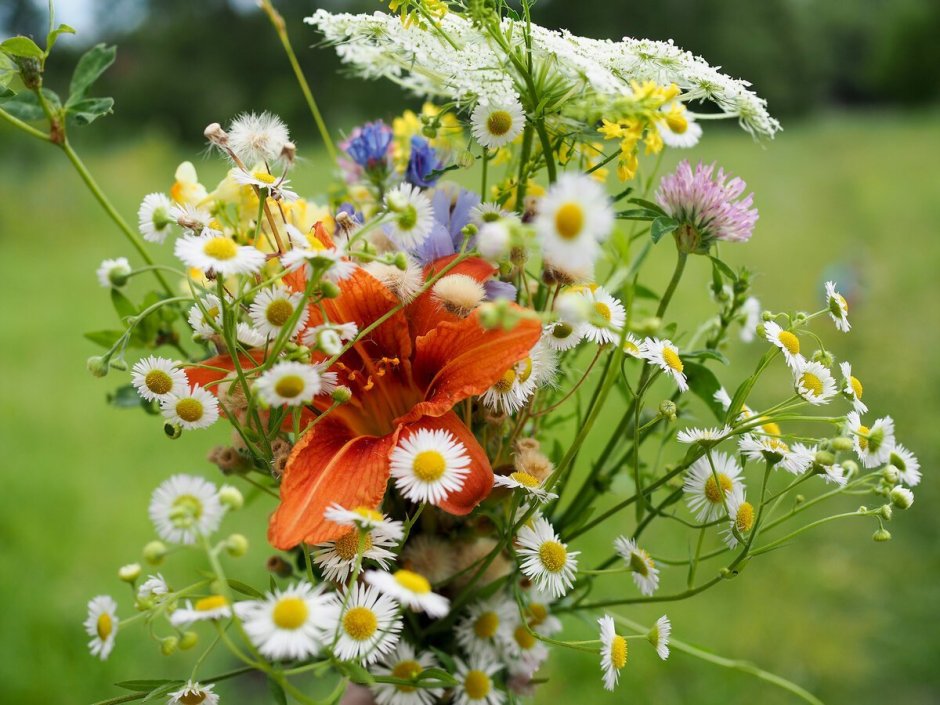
[
  {"left": 795, "top": 494, "right": 805, "bottom": 504},
  {"left": 831, "top": 436, "right": 854, "bottom": 452},
  {"left": 658, "top": 400, "right": 677, "bottom": 421},
  {"left": 160, "top": 636, "right": 179, "bottom": 655},
  {"left": 225, "top": 534, "right": 249, "bottom": 557},
  {"left": 881, "top": 466, "right": 900, "bottom": 485},
  {"left": 814, "top": 450, "right": 835, "bottom": 467},
  {"left": 461, "top": 223, "right": 479, "bottom": 238},
  {"left": 634, "top": 317, "right": 661, "bottom": 336},
  {"left": 219, "top": 485, "right": 244, "bottom": 511},
  {"left": 393, "top": 252, "right": 409, "bottom": 270},
  {"left": 793, "top": 312, "right": 808, "bottom": 325},
  {"left": 760, "top": 311, "right": 774, "bottom": 322},
  {"left": 332, "top": 385, "right": 353, "bottom": 404},
  {"left": 320, "top": 280, "right": 341, "bottom": 299},
  {"left": 421, "top": 124, "right": 437, "bottom": 139},
  {"left": 179, "top": 631, "right": 199, "bottom": 650},
  {"left": 143, "top": 540, "right": 167, "bottom": 566},
  {"left": 890, "top": 486, "right": 914, "bottom": 509},
  {"left": 118, "top": 563, "right": 141, "bottom": 583},
  {"left": 87, "top": 355, "right": 110, "bottom": 378},
  {"left": 457, "top": 150, "right": 475, "bottom": 169},
  {"left": 812, "top": 349, "right": 834, "bottom": 367},
  {"left": 841, "top": 460, "right": 859, "bottom": 478},
  {"left": 878, "top": 504, "right": 893, "bottom": 521},
  {"left": 872, "top": 528, "right": 892, "bottom": 542}
]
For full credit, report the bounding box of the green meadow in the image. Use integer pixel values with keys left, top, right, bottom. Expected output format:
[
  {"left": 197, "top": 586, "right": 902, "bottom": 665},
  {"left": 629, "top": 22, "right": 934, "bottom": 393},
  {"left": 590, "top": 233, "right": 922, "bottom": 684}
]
[{"left": 1, "top": 110, "right": 938, "bottom": 704}]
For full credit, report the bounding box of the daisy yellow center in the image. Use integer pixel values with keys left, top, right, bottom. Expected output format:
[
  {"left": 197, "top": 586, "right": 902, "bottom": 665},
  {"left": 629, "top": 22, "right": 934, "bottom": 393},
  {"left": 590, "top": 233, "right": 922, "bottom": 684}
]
[
  {"left": 850, "top": 376, "right": 864, "bottom": 399},
  {"left": 665, "top": 111, "right": 688, "bottom": 134},
  {"left": 176, "top": 397, "right": 204, "bottom": 422},
  {"left": 776, "top": 331, "right": 800, "bottom": 355},
  {"left": 510, "top": 471, "right": 540, "bottom": 488},
  {"left": 518, "top": 357, "right": 534, "bottom": 384},
  {"left": 528, "top": 603, "right": 548, "bottom": 626},
  {"left": 800, "top": 372, "right": 823, "bottom": 397},
  {"left": 610, "top": 635, "right": 628, "bottom": 670},
  {"left": 178, "top": 693, "right": 208, "bottom": 705},
  {"left": 252, "top": 170, "right": 277, "bottom": 185},
  {"left": 486, "top": 110, "right": 513, "bottom": 136},
  {"left": 767, "top": 437, "right": 790, "bottom": 453},
  {"left": 856, "top": 425, "right": 870, "bottom": 450},
  {"left": 473, "top": 611, "right": 500, "bottom": 639},
  {"left": 412, "top": 450, "right": 447, "bottom": 483},
  {"left": 662, "top": 347, "right": 683, "bottom": 373},
  {"left": 736, "top": 502, "right": 755, "bottom": 533},
  {"left": 195, "top": 595, "right": 228, "bottom": 612},
  {"left": 624, "top": 340, "right": 639, "bottom": 355},
  {"left": 342, "top": 606, "right": 378, "bottom": 641},
  {"left": 394, "top": 569, "right": 431, "bottom": 594},
  {"left": 594, "top": 302, "right": 612, "bottom": 322},
  {"left": 272, "top": 596, "right": 309, "bottom": 630},
  {"left": 203, "top": 236, "right": 238, "bottom": 261},
  {"left": 761, "top": 421, "right": 782, "bottom": 437},
  {"left": 206, "top": 305, "right": 220, "bottom": 320},
  {"left": 274, "top": 374, "right": 305, "bottom": 399},
  {"left": 538, "top": 541, "right": 568, "bottom": 573},
  {"left": 96, "top": 613, "right": 113, "bottom": 640},
  {"left": 704, "top": 473, "right": 733, "bottom": 504},
  {"left": 494, "top": 368, "right": 516, "bottom": 393},
  {"left": 145, "top": 369, "right": 174, "bottom": 395},
  {"left": 629, "top": 550, "right": 653, "bottom": 577},
  {"left": 265, "top": 299, "right": 294, "bottom": 327},
  {"left": 353, "top": 507, "right": 384, "bottom": 522},
  {"left": 514, "top": 624, "right": 537, "bottom": 650},
  {"left": 334, "top": 529, "right": 372, "bottom": 561},
  {"left": 554, "top": 202, "right": 584, "bottom": 240},
  {"left": 392, "top": 660, "right": 423, "bottom": 692},
  {"left": 464, "top": 670, "right": 491, "bottom": 699}
]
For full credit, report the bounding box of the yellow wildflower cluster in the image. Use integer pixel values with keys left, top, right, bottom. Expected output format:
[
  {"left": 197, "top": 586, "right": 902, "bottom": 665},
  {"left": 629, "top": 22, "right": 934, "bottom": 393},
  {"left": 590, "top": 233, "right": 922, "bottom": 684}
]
[
  {"left": 387, "top": 0, "right": 449, "bottom": 29},
  {"left": 557, "top": 141, "right": 610, "bottom": 183}
]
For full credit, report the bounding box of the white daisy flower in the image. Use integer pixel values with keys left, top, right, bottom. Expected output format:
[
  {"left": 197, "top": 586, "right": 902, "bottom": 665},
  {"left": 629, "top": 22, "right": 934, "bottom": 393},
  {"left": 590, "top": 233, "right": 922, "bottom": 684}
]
[
  {"left": 384, "top": 183, "right": 434, "bottom": 249},
  {"left": 137, "top": 574, "right": 169, "bottom": 602},
  {"left": 389, "top": 428, "right": 471, "bottom": 506},
  {"left": 370, "top": 642, "right": 444, "bottom": 705},
  {"left": 302, "top": 322, "right": 359, "bottom": 354},
  {"left": 840, "top": 361, "right": 867, "bottom": 414},
  {"left": 475, "top": 219, "right": 513, "bottom": 261},
  {"left": 522, "top": 587, "right": 563, "bottom": 637},
  {"left": 505, "top": 621, "right": 549, "bottom": 677},
  {"left": 481, "top": 341, "right": 555, "bottom": 414},
  {"left": 676, "top": 425, "right": 731, "bottom": 446},
  {"left": 313, "top": 527, "right": 397, "bottom": 583},
  {"left": 535, "top": 174, "right": 614, "bottom": 281},
  {"left": 639, "top": 337, "right": 688, "bottom": 392},
  {"left": 236, "top": 322, "right": 267, "bottom": 348},
  {"left": 889, "top": 444, "right": 921, "bottom": 487},
  {"left": 148, "top": 474, "right": 224, "bottom": 544},
  {"left": 170, "top": 595, "right": 232, "bottom": 627},
  {"left": 683, "top": 452, "right": 744, "bottom": 522},
  {"left": 282, "top": 227, "right": 357, "bottom": 283},
  {"left": 364, "top": 569, "right": 450, "bottom": 617},
  {"left": 254, "top": 361, "right": 321, "bottom": 407},
  {"left": 454, "top": 657, "right": 505, "bottom": 705},
  {"left": 647, "top": 615, "right": 672, "bottom": 661},
  {"left": 96, "top": 257, "right": 131, "bottom": 288},
  {"left": 227, "top": 112, "right": 291, "bottom": 166},
  {"left": 84, "top": 595, "right": 118, "bottom": 660},
  {"left": 721, "top": 486, "right": 755, "bottom": 549},
  {"left": 794, "top": 359, "right": 837, "bottom": 405},
  {"left": 187, "top": 294, "right": 224, "bottom": 337},
  {"left": 738, "top": 435, "right": 814, "bottom": 475},
  {"left": 323, "top": 504, "right": 404, "bottom": 542},
  {"left": 657, "top": 103, "right": 702, "bottom": 149},
  {"left": 137, "top": 193, "right": 175, "bottom": 243},
  {"left": 582, "top": 287, "right": 625, "bottom": 345},
  {"left": 493, "top": 471, "right": 557, "bottom": 503},
  {"left": 235, "top": 581, "right": 339, "bottom": 660},
  {"left": 845, "top": 412, "right": 895, "bottom": 468},
  {"left": 825, "top": 281, "right": 850, "bottom": 332},
  {"left": 820, "top": 463, "right": 849, "bottom": 486},
  {"left": 170, "top": 202, "right": 213, "bottom": 236},
  {"left": 326, "top": 583, "right": 402, "bottom": 665},
  {"left": 167, "top": 681, "right": 219, "bottom": 705},
  {"left": 174, "top": 232, "right": 266, "bottom": 276},
  {"left": 131, "top": 356, "right": 188, "bottom": 402},
  {"left": 232, "top": 166, "right": 298, "bottom": 201},
  {"left": 515, "top": 517, "right": 579, "bottom": 598},
  {"left": 455, "top": 597, "right": 516, "bottom": 659},
  {"left": 613, "top": 536, "right": 659, "bottom": 596},
  {"left": 713, "top": 387, "right": 733, "bottom": 411},
  {"left": 622, "top": 332, "right": 644, "bottom": 358},
  {"left": 598, "top": 615, "right": 627, "bottom": 691},
  {"left": 160, "top": 384, "right": 220, "bottom": 430},
  {"left": 763, "top": 321, "right": 803, "bottom": 369},
  {"left": 248, "top": 287, "right": 309, "bottom": 340},
  {"left": 470, "top": 100, "right": 526, "bottom": 149},
  {"left": 543, "top": 320, "right": 585, "bottom": 351}
]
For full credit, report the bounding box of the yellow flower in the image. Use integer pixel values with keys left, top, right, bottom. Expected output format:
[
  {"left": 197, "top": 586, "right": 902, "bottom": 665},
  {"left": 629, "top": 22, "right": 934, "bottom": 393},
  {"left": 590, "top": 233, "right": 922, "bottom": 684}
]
[{"left": 170, "top": 161, "right": 208, "bottom": 206}]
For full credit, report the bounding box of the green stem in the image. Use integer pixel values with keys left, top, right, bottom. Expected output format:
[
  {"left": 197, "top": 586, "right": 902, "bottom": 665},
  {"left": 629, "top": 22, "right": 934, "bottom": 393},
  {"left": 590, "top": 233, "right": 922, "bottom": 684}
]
[
  {"left": 0, "top": 105, "right": 52, "bottom": 141},
  {"left": 533, "top": 118, "right": 557, "bottom": 183},
  {"left": 515, "top": 124, "right": 534, "bottom": 213}
]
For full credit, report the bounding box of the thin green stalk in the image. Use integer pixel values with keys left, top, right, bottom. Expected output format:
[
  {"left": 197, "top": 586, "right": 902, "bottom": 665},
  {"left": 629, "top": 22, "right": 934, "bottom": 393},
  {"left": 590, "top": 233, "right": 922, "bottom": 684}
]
[{"left": 0, "top": 105, "right": 53, "bottom": 141}]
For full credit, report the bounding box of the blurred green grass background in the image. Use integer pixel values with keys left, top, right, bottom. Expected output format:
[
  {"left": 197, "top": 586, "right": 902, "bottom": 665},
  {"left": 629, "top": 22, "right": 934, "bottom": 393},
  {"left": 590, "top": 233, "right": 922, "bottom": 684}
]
[{"left": 1, "top": 109, "right": 939, "bottom": 705}]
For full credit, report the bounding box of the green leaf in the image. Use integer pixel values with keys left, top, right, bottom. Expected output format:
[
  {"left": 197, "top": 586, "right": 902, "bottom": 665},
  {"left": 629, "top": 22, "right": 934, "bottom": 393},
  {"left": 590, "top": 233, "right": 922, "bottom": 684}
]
[
  {"left": 684, "top": 361, "right": 726, "bottom": 421},
  {"left": 709, "top": 255, "right": 737, "bottom": 282},
  {"left": 615, "top": 207, "right": 658, "bottom": 221},
  {"left": 0, "top": 36, "right": 43, "bottom": 59},
  {"left": 107, "top": 384, "right": 142, "bottom": 409},
  {"left": 335, "top": 660, "right": 374, "bottom": 685},
  {"left": 682, "top": 349, "right": 730, "bottom": 365},
  {"left": 65, "top": 96, "right": 113, "bottom": 125},
  {"left": 142, "top": 681, "right": 184, "bottom": 703},
  {"left": 227, "top": 579, "right": 264, "bottom": 599},
  {"left": 111, "top": 289, "right": 137, "bottom": 322},
  {"left": 629, "top": 197, "right": 667, "bottom": 216},
  {"left": 267, "top": 676, "right": 288, "bottom": 705},
  {"left": 651, "top": 216, "right": 679, "bottom": 243},
  {"left": 632, "top": 283, "right": 659, "bottom": 300},
  {"left": 0, "top": 53, "right": 16, "bottom": 89},
  {"left": 416, "top": 668, "right": 460, "bottom": 687},
  {"left": 115, "top": 680, "right": 177, "bottom": 693},
  {"left": 84, "top": 329, "right": 123, "bottom": 349},
  {"left": 429, "top": 647, "right": 457, "bottom": 673},
  {"left": 69, "top": 43, "right": 116, "bottom": 101},
  {"left": 0, "top": 86, "right": 14, "bottom": 99},
  {"left": 0, "top": 91, "right": 43, "bottom": 121},
  {"left": 46, "top": 23, "right": 76, "bottom": 54}
]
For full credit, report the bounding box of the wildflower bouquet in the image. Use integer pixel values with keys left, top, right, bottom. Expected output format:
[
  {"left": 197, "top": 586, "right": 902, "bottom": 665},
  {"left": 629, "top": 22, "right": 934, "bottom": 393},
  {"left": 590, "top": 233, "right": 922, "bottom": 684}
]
[{"left": 1, "top": 2, "right": 922, "bottom": 704}]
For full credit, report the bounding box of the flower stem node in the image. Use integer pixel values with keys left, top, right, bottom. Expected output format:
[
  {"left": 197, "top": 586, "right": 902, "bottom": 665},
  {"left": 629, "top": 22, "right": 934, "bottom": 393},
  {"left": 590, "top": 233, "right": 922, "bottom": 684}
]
[
  {"left": 889, "top": 487, "right": 914, "bottom": 510},
  {"left": 87, "top": 355, "right": 110, "bottom": 378},
  {"left": 160, "top": 636, "right": 179, "bottom": 656},
  {"left": 332, "top": 385, "right": 353, "bottom": 404},
  {"left": 178, "top": 631, "right": 199, "bottom": 651},
  {"left": 118, "top": 563, "right": 141, "bottom": 583},
  {"left": 873, "top": 528, "right": 892, "bottom": 542},
  {"left": 219, "top": 485, "right": 244, "bottom": 511},
  {"left": 143, "top": 540, "right": 168, "bottom": 566},
  {"left": 224, "top": 534, "right": 249, "bottom": 557},
  {"left": 658, "top": 400, "right": 677, "bottom": 422}
]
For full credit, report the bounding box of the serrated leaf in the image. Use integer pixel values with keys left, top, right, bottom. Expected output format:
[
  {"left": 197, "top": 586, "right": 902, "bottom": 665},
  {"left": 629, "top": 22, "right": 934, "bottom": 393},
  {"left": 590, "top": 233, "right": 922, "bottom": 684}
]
[
  {"left": 267, "top": 676, "right": 288, "bottom": 705},
  {"left": 651, "top": 216, "right": 679, "bottom": 243},
  {"left": 65, "top": 96, "right": 113, "bottom": 125},
  {"left": 46, "top": 23, "right": 76, "bottom": 54},
  {"left": 107, "top": 384, "right": 142, "bottom": 409},
  {"left": 1, "top": 36, "right": 43, "bottom": 59},
  {"left": 115, "top": 680, "right": 176, "bottom": 692},
  {"left": 69, "top": 43, "right": 115, "bottom": 101},
  {"left": 227, "top": 579, "right": 264, "bottom": 599},
  {"left": 684, "top": 361, "right": 726, "bottom": 421},
  {"left": 111, "top": 288, "right": 137, "bottom": 321},
  {"left": 84, "top": 329, "right": 123, "bottom": 349}
]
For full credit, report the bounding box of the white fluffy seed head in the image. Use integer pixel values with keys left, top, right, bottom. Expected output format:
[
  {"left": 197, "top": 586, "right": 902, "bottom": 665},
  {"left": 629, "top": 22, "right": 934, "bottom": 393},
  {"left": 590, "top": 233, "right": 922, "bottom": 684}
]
[
  {"left": 432, "top": 274, "right": 486, "bottom": 316},
  {"left": 226, "top": 112, "right": 291, "bottom": 166}
]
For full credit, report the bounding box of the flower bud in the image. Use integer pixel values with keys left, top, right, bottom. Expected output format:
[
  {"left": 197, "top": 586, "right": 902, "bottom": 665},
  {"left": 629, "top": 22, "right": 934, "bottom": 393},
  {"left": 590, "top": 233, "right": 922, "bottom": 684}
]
[
  {"left": 179, "top": 631, "right": 199, "bottom": 650},
  {"left": 841, "top": 460, "right": 859, "bottom": 478},
  {"left": 872, "top": 528, "right": 892, "bottom": 542},
  {"left": 760, "top": 311, "right": 774, "bottom": 322},
  {"left": 393, "top": 252, "right": 409, "bottom": 270},
  {"left": 204, "top": 122, "right": 229, "bottom": 146},
  {"left": 266, "top": 556, "right": 294, "bottom": 578},
  {"left": 793, "top": 312, "right": 808, "bottom": 325},
  {"left": 634, "top": 317, "right": 662, "bottom": 336},
  {"left": 878, "top": 504, "right": 893, "bottom": 521},
  {"left": 225, "top": 534, "right": 249, "bottom": 557},
  {"left": 332, "top": 385, "right": 353, "bottom": 404},
  {"left": 118, "top": 563, "right": 141, "bottom": 583},
  {"left": 814, "top": 450, "right": 835, "bottom": 467},
  {"left": 658, "top": 400, "right": 677, "bottom": 421},
  {"left": 320, "top": 280, "right": 341, "bottom": 299},
  {"left": 280, "top": 141, "right": 296, "bottom": 166},
  {"left": 160, "top": 636, "right": 179, "bottom": 656},
  {"left": 87, "top": 355, "right": 110, "bottom": 378},
  {"left": 457, "top": 150, "right": 475, "bottom": 169},
  {"left": 881, "top": 466, "right": 900, "bottom": 485},
  {"left": 830, "top": 436, "right": 854, "bottom": 452},
  {"left": 812, "top": 349, "right": 834, "bottom": 367},
  {"left": 143, "top": 540, "right": 167, "bottom": 566},
  {"left": 890, "top": 486, "right": 914, "bottom": 509},
  {"left": 317, "top": 329, "right": 343, "bottom": 356},
  {"left": 219, "top": 485, "right": 244, "bottom": 511}
]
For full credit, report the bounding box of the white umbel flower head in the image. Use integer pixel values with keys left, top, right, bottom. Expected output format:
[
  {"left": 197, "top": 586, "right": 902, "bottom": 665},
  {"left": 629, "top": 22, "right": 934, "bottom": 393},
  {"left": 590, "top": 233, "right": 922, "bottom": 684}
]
[
  {"left": 313, "top": 526, "right": 397, "bottom": 583},
  {"left": 839, "top": 361, "right": 867, "bottom": 414},
  {"left": 170, "top": 595, "right": 232, "bottom": 627},
  {"left": 845, "top": 412, "right": 896, "bottom": 468},
  {"left": 160, "top": 384, "right": 220, "bottom": 430},
  {"left": 235, "top": 581, "right": 339, "bottom": 660},
  {"left": 721, "top": 486, "right": 755, "bottom": 549},
  {"left": 254, "top": 361, "right": 321, "bottom": 407},
  {"left": 249, "top": 287, "right": 309, "bottom": 340},
  {"left": 365, "top": 569, "right": 450, "bottom": 617},
  {"left": 175, "top": 231, "right": 266, "bottom": 276},
  {"left": 167, "top": 681, "right": 219, "bottom": 705},
  {"left": 389, "top": 428, "right": 471, "bottom": 506},
  {"left": 137, "top": 193, "right": 175, "bottom": 243},
  {"left": 454, "top": 656, "right": 505, "bottom": 705},
  {"left": 131, "top": 356, "right": 188, "bottom": 402},
  {"left": 227, "top": 112, "right": 291, "bottom": 166},
  {"left": 647, "top": 615, "right": 672, "bottom": 660},
  {"left": 639, "top": 337, "right": 688, "bottom": 392},
  {"left": 515, "top": 517, "right": 579, "bottom": 598},
  {"left": 794, "top": 359, "right": 837, "bottom": 405},
  {"left": 613, "top": 536, "right": 659, "bottom": 596},
  {"left": 825, "top": 281, "right": 851, "bottom": 333},
  {"left": 84, "top": 595, "right": 118, "bottom": 660},
  {"left": 455, "top": 597, "right": 516, "bottom": 659},
  {"left": 683, "top": 452, "right": 744, "bottom": 522},
  {"left": 889, "top": 444, "right": 921, "bottom": 487},
  {"left": 326, "top": 583, "right": 402, "bottom": 664},
  {"left": 762, "top": 321, "right": 803, "bottom": 369},
  {"left": 148, "top": 474, "right": 224, "bottom": 544},
  {"left": 96, "top": 257, "right": 131, "bottom": 288},
  {"left": 370, "top": 641, "right": 444, "bottom": 705},
  {"left": 323, "top": 504, "right": 404, "bottom": 541},
  {"left": 598, "top": 615, "right": 627, "bottom": 691},
  {"left": 384, "top": 183, "right": 434, "bottom": 249},
  {"left": 470, "top": 100, "right": 526, "bottom": 149}
]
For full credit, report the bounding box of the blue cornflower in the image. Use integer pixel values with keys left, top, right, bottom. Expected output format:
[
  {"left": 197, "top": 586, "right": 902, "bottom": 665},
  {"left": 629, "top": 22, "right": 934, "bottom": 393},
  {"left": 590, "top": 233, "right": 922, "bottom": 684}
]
[
  {"left": 405, "top": 136, "right": 444, "bottom": 188},
  {"left": 344, "top": 121, "right": 393, "bottom": 171}
]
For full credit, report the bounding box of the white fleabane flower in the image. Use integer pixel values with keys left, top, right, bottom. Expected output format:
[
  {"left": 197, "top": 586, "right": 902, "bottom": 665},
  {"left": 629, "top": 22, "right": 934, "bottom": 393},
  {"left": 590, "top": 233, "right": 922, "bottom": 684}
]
[
  {"left": 235, "top": 582, "right": 339, "bottom": 660},
  {"left": 170, "top": 595, "right": 232, "bottom": 627},
  {"left": 365, "top": 569, "right": 450, "bottom": 617},
  {"left": 721, "top": 486, "right": 755, "bottom": 549},
  {"left": 676, "top": 425, "right": 731, "bottom": 446},
  {"left": 131, "top": 356, "right": 188, "bottom": 402},
  {"left": 323, "top": 504, "right": 404, "bottom": 541},
  {"left": 170, "top": 202, "right": 213, "bottom": 236},
  {"left": 84, "top": 595, "right": 118, "bottom": 660},
  {"left": 232, "top": 166, "right": 298, "bottom": 202},
  {"left": 889, "top": 444, "right": 921, "bottom": 487},
  {"left": 160, "top": 384, "right": 220, "bottom": 430},
  {"left": 683, "top": 452, "right": 744, "bottom": 522},
  {"left": 227, "top": 112, "right": 291, "bottom": 166},
  {"left": 825, "top": 281, "right": 850, "bottom": 332},
  {"left": 137, "top": 193, "right": 175, "bottom": 243},
  {"left": 794, "top": 359, "right": 837, "bottom": 405},
  {"left": 845, "top": 412, "right": 895, "bottom": 468},
  {"left": 370, "top": 641, "right": 443, "bottom": 705},
  {"left": 175, "top": 231, "right": 266, "bottom": 276},
  {"left": 481, "top": 341, "right": 556, "bottom": 414},
  {"left": 96, "top": 257, "right": 131, "bottom": 288},
  {"left": 384, "top": 183, "right": 434, "bottom": 249},
  {"left": 302, "top": 322, "right": 359, "bottom": 354},
  {"left": 249, "top": 287, "right": 309, "bottom": 340},
  {"left": 312, "top": 526, "right": 396, "bottom": 583},
  {"left": 493, "top": 471, "right": 558, "bottom": 503},
  {"left": 839, "top": 361, "right": 867, "bottom": 414},
  {"left": 647, "top": 615, "right": 671, "bottom": 661},
  {"left": 470, "top": 100, "right": 526, "bottom": 149},
  {"left": 613, "top": 536, "right": 659, "bottom": 596},
  {"left": 515, "top": 517, "right": 579, "bottom": 598},
  {"left": 582, "top": 287, "right": 625, "bottom": 345},
  {"left": 236, "top": 322, "right": 267, "bottom": 349},
  {"left": 738, "top": 435, "right": 814, "bottom": 475},
  {"left": 543, "top": 320, "right": 585, "bottom": 351},
  {"left": 137, "top": 574, "right": 169, "bottom": 602},
  {"left": 149, "top": 474, "right": 224, "bottom": 544},
  {"left": 454, "top": 656, "right": 505, "bottom": 705},
  {"left": 657, "top": 104, "right": 702, "bottom": 148},
  {"left": 326, "top": 583, "right": 402, "bottom": 664},
  {"left": 282, "top": 225, "right": 357, "bottom": 283},
  {"left": 167, "top": 681, "right": 219, "bottom": 705},
  {"left": 254, "top": 361, "right": 321, "bottom": 407},
  {"left": 455, "top": 597, "right": 516, "bottom": 659},
  {"left": 639, "top": 337, "right": 688, "bottom": 392},
  {"left": 763, "top": 321, "right": 803, "bottom": 369},
  {"left": 598, "top": 615, "right": 627, "bottom": 691},
  {"left": 188, "top": 294, "right": 223, "bottom": 337},
  {"left": 389, "top": 428, "right": 471, "bottom": 505},
  {"left": 738, "top": 296, "right": 761, "bottom": 342}
]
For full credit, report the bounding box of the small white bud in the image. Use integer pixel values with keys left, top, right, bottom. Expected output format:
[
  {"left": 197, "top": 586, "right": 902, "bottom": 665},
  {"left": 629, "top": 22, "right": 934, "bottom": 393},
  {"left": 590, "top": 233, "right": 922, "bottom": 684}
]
[
  {"left": 890, "top": 486, "right": 914, "bottom": 509},
  {"left": 118, "top": 563, "right": 141, "bottom": 583}
]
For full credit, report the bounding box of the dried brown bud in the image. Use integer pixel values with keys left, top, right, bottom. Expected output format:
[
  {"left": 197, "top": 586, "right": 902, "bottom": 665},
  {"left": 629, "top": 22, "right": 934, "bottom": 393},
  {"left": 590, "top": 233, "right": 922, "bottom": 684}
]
[{"left": 204, "top": 122, "right": 229, "bottom": 146}]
